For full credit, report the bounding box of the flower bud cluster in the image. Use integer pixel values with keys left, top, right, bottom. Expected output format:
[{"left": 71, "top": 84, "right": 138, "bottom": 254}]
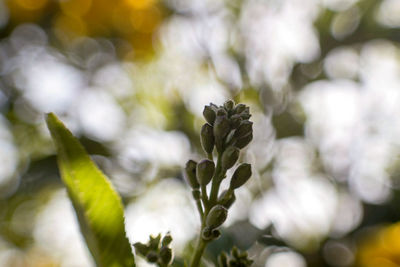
[
  {"left": 218, "top": 247, "right": 254, "bottom": 267},
  {"left": 184, "top": 100, "right": 254, "bottom": 244},
  {"left": 133, "top": 233, "right": 173, "bottom": 266},
  {"left": 202, "top": 100, "right": 253, "bottom": 154}
]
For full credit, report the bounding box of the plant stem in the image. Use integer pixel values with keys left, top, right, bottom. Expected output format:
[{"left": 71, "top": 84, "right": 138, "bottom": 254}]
[
  {"left": 201, "top": 184, "right": 209, "bottom": 209},
  {"left": 191, "top": 187, "right": 211, "bottom": 267},
  {"left": 190, "top": 236, "right": 207, "bottom": 267},
  {"left": 209, "top": 154, "right": 224, "bottom": 205},
  {"left": 195, "top": 199, "right": 204, "bottom": 218},
  {"left": 191, "top": 148, "right": 224, "bottom": 266}
]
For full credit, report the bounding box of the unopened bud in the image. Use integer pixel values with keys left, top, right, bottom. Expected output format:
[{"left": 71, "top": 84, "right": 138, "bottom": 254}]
[
  {"left": 234, "top": 104, "right": 246, "bottom": 114},
  {"left": 160, "top": 247, "right": 173, "bottom": 265},
  {"left": 240, "top": 110, "right": 251, "bottom": 120},
  {"left": 202, "top": 227, "right": 213, "bottom": 241},
  {"left": 234, "top": 121, "right": 253, "bottom": 139},
  {"left": 206, "top": 204, "right": 228, "bottom": 229},
  {"left": 223, "top": 100, "right": 235, "bottom": 110},
  {"left": 221, "top": 146, "right": 240, "bottom": 170},
  {"left": 201, "top": 227, "right": 221, "bottom": 241},
  {"left": 200, "top": 123, "right": 215, "bottom": 154},
  {"left": 146, "top": 251, "right": 158, "bottom": 263},
  {"left": 232, "top": 247, "right": 240, "bottom": 258},
  {"left": 133, "top": 242, "right": 149, "bottom": 256},
  {"left": 217, "top": 108, "right": 227, "bottom": 116},
  {"left": 196, "top": 159, "right": 215, "bottom": 186},
  {"left": 162, "top": 232, "right": 173, "bottom": 247},
  {"left": 230, "top": 114, "right": 242, "bottom": 129},
  {"left": 203, "top": 105, "right": 216, "bottom": 125},
  {"left": 214, "top": 115, "right": 231, "bottom": 141},
  {"left": 149, "top": 234, "right": 161, "bottom": 250},
  {"left": 211, "top": 229, "right": 221, "bottom": 239},
  {"left": 234, "top": 132, "right": 253, "bottom": 149},
  {"left": 218, "top": 252, "right": 229, "bottom": 267},
  {"left": 218, "top": 190, "right": 236, "bottom": 209},
  {"left": 230, "top": 163, "right": 252, "bottom": 189},
  {"left": 184, "top": 160, "right": 199, "bottom": 189}
]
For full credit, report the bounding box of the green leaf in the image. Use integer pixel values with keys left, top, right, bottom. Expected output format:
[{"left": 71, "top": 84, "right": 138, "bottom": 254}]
[{"left": 45, "top": 113, "right": 135, "bottom": 267}]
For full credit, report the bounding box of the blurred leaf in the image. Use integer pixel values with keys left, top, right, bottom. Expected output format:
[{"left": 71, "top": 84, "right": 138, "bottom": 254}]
[{"left": 45, "top": 113, "right": 135, "bottom": 267}]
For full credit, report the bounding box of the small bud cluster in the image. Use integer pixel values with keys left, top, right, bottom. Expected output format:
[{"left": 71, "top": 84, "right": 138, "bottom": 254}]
[
  {"left": 133, "top": 233, "right": 173, "bottom": 267},
  {"left": 202, "top": 100, "right": 253, "bottom": 154},
  {"left": 218, "top": 247, "right": 254, "bottom": 267},
  {"left": 184, "top": 100, "right": 253, "bottom": 246}
]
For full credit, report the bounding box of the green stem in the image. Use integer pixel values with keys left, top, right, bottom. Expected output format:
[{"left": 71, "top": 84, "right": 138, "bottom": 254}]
[
  {"left": 201, "top": 184, "right": 209, "bottom": 210},
  {"left": 195, "top": 199, "right": 204, "bottom": 218},
  {"left": 191, "top": 149, "right": 224, "bottom": 266},
  {"left": 209, "top": 154, "right": 225, "bottom": 205},
  {"left": 190, "top": 236, "right": 207, "bottom": 267},
  {"left": 191, "top": 188, "right": 211, "bottom": 267}
]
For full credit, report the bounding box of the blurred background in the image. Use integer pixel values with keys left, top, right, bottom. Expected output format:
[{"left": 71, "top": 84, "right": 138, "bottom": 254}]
[{"left": 1, "top": 0, "right": 400, "bottom": 266}]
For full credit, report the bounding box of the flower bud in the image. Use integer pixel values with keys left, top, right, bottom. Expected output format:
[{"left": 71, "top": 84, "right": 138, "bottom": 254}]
[
  {"left": 232, "top": 246, "right": 239, "bottom": 257},
  {"left": 133, "top": 242, "right": 149, "bottom": 256},
  {"left": 203, "top": 105, "right": 216, "bottom": 125},
  {"left": 149, "top": 234, "right": 161, "bottom": 250},
  {"left": 223, "top": 100, "right": 235, "bottom": 110},
  {"left": 201, "top": 227, "right": 213, "bottom": 241},
  {"left": 218, "top": 252, "right": 229, "bottom": 267},
  {"left": 206, "top": 204, "right": 228, "bottom": 229},
  {"left": 146, "top": 251, "right": 158, "bottom": 263},
  {"left": 230, "top": 114, "right": 242, "bottom": 129},
  {"left": 234, "top": 120, "right": 253, "bottom": 139},
  {"left": 217, "top": 108, "right": 227, "bottom": 116},
  {"left": 214, "top": 115, "right": 231, "bottom": 141},
  {"left": 201, "top": 227, "right": 221, "bottom": 241},
  {"left": 234, "top": 104, "right": 246, "bottom": 114},
  {"left": 184, "top": 160, "right": 199, "bottom": 189},
  {"left": 230, "top": 163, "right": 252, "bottom": 189},
  {"left": 211, "top": 229, "right": 221, "bottom": 239},
  {"left": 200, "top": 123, "right": 215, "bottom": 154},
  {"left": 162, "top": 232, "right": 173, "bottom": 247},
  {"left": 218, "top": 190, "right": 236, "bottom": 209},
  {"left": 196, "top": 159, "right": 215, "bottom": 186},
  {"left": 234, "top": 132, "right": 253, "bottom": 149},
  {"left": 160, "top": 247, "right": 173, "bottom": 265},
  {"left": 240, "top": 110, "right": 251, "bottom": 120},
  {"left": 221, "top": 146, "right": 240, "bottom": 170}
]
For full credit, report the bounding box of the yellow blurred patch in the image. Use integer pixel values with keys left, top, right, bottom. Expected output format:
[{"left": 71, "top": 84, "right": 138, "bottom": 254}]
[
  {"left": 6, "top": 0, "right": 48, "bottom": 23},
  {"left": 112, "top": 3, "right": 136, "bottom": 35},
  {"left": 130, "top": 6, "right": 161, "bottom": 34},
  {"left": 124, "top": 0, "right": 156, "bottom": 10},
  {"left": 60, "top": 0, "right": 92, "bottom": 18},
  {"left": 357, "top": 223, "right": 400, "bottom": 266},
  {"left": 53, "top": 14, "right": 87, "bottom": 42},
  {"left": 15, "top": 0, "right": 48, "bottom": 10},
  {"left": 6, "top": 0, "right": 163, "bottom": 55}
]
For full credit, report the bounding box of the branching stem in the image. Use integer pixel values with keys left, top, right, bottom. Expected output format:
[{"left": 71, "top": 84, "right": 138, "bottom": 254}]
[
  {"left": 209, "top": 154, "right": 225, "bottom": 206},
  {"left": 201, "top": 184, "right": 209, "bottom": 210},
  {"left": 195, "top": 199, "right": 204, "bottom": 218}
]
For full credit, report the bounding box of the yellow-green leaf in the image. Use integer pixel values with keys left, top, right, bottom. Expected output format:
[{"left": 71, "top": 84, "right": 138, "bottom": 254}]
[{"left": 46, "top": 113, "right": 135, "bottom": 267}]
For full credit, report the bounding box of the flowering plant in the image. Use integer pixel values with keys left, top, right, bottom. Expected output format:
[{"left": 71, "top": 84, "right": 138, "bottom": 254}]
[{"left": 45, "top": 100, "right": 254, "bottom": 267}]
